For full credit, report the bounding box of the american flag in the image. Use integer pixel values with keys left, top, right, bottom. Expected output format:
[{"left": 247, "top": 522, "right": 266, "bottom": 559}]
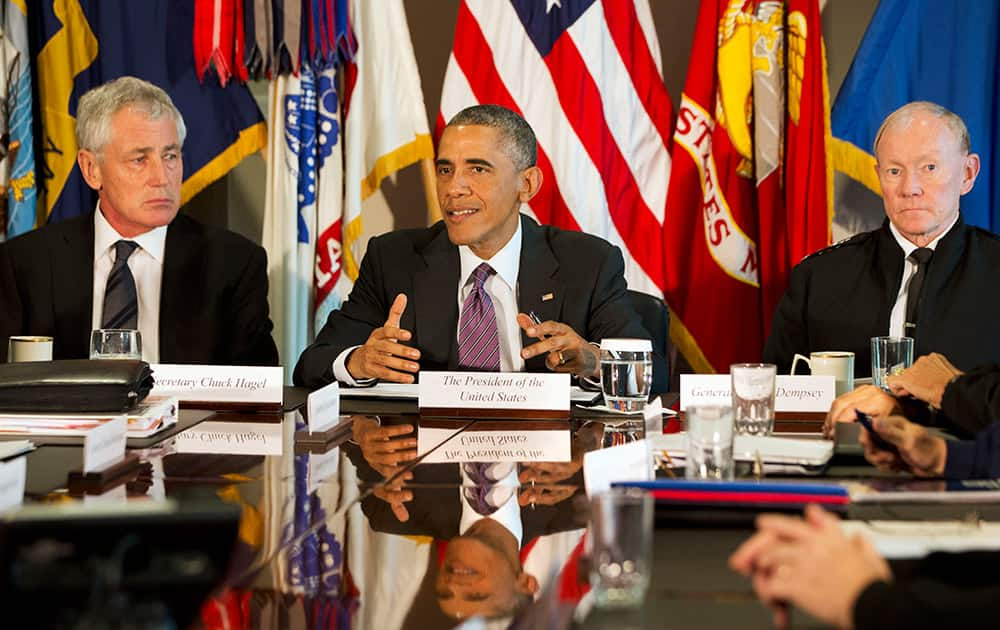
[{"left": 438, "top": 0, "right": 673, "bottom": 297}]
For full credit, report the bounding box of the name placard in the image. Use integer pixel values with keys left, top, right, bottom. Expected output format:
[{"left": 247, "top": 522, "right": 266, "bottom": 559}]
[
  {"left": 173, "top": 421, "right": 284, "bottom": 455},
  {"left": 418, "top": 371, "right": 570, "bottom": 418},
  {"left": 150, "top": 364, "right": 283, "bottom": 407},
  {"left": 417, "top": 424, "right": 571, "bottom": 463},
  {"left": 680, "top": 374, "right": 836, "bottom": 412},
  {"left": 583, "top": 439, "right": 652, "bottom": 497},
  {"left": 307, "top": 381, "right": 340, "bottom": 433},
  {"left": 0, "top": 456, "right": 26, "bottom": 513},
  {"left": 83, "top": 415, "right": 127, "bottom": 473}
]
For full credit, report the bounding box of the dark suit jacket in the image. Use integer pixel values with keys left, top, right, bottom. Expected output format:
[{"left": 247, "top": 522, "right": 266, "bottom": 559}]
[
  {"left": 763, "top": 217, "right": 1000, "bottom": 377},
  {"left": 0, "top": 212, "right": 279, "bottom": 365},
  {"left": 294, "top": 215, "right": 667, "bottom": 392},
  {"left": 854, "top": 551, "right": 1000, "bottom": 630}
]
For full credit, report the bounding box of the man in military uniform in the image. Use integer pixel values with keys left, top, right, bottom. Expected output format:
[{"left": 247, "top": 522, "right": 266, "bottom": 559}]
[{"left": 763, "top": 101, "right": 1000, "bottom": 378}]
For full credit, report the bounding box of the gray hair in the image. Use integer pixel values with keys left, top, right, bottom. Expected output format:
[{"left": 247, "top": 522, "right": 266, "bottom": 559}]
[
  {"left": 873, "top": 101, "right": 970, "bottom": 157},
  {"left": 76, "top": 76, "right": 187, "bottom": 153},
  {"left": 446, "top": 104, "right": 537, "bottom": 170}
]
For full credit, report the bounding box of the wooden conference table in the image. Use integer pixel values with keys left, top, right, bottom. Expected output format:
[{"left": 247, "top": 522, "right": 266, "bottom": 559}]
[{"left": 1, "top": 391, "right": 993, "bottom": 629}]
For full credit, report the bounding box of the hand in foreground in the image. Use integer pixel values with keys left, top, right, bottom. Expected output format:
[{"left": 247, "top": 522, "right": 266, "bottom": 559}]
[
  {"left": 346, "top": 293, "right": 421, "bottom": 383},
  {"left": 860, "top": 414, "right": 947, "bottom": 477},
  {"left": 824, "top": 385, "right": 901, "bottom": 439},
  {"left": 516, "top": 313, "right": 600, "bottom": 378},
  {"left": 352, "top": 416, "right": 418, "bottom": 479},
  {"left": 886, "top": 352, "right": 963, "bottom": 409},
  {"left": 729, "top": 505, "right": 891, "bottom": 629}
]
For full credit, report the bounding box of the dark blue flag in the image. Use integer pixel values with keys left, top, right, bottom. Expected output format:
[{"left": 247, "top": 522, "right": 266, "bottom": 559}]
[
  {"left": 831, "top": 0, "right": 1000, "bottom": 231},
  {"left": 33, "top": 0, "right": 265, "bottom": 224}
]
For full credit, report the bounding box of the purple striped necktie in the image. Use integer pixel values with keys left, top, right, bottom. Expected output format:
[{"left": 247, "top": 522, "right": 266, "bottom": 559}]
[{"left": 458, "top": 262, "right": 501, "bottom": 371}]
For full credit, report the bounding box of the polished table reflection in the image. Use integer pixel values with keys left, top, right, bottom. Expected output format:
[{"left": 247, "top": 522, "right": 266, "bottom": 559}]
[{"left": 5, "top": 391, "right": 996, "bottom": 629}]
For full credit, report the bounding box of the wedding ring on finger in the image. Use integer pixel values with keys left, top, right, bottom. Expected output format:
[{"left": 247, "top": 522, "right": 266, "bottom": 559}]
[{"left": 557, "top": 351, "right": 567, "bottom": 365}]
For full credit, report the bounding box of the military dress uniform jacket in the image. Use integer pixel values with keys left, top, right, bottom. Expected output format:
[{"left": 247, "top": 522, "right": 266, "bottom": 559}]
[{"left": 763, "top": 217, "right": 1000, "bottom": 378}]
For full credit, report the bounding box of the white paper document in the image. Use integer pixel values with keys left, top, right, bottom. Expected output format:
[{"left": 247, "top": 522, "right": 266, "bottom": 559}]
[{"left": 841, "top": 520, "right": 1000, "bottom": 559}]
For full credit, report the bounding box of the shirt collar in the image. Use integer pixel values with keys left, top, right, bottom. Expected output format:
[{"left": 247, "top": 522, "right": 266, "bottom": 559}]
[
  {"left": 94, "top": 202, "right": 168, "bottom": 263},
  {"left": 888, "top": 213, "right": 959, "bottom": 257},
  {"left": 458, "top": 217, "right": 522, "bottom": 291}
]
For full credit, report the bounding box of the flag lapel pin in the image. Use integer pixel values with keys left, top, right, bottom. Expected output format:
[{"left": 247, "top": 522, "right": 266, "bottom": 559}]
[{"left": 541, "top": 293, "right": 554, "bottom": 302}]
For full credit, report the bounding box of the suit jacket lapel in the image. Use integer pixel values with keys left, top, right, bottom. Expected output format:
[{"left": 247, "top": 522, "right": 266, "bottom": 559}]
[
  {"left": 54, "top": 216, "right": 96, "bottom": 358},
  {"left": 516, "top": 216, "right": 561, "bottom": 372},
  {"left": 414, "top": 228, "right": 460, "bottom": 370}
]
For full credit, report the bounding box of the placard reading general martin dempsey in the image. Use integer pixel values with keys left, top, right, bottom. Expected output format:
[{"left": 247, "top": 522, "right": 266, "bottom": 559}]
[{"left": 418, "top": 371, "right": 570, "bottom": 417}]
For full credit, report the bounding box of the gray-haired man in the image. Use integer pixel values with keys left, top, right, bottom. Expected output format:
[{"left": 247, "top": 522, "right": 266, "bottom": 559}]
[{"left": 1, "top": 76, "right": 278, "bottom": 365}]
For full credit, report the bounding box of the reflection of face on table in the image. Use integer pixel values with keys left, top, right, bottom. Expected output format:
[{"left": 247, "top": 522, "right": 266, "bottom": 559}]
[{"left": 436, "top": 518, "right": 538, "bottom": 620}]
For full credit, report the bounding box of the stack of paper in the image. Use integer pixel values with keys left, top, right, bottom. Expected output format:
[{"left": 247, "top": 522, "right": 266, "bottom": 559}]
[
  {"left": 648, "top": 432, "right": 834, "bottom": 474},
  {"left": 0, "top": 395, "right": 178, "bottom": 438},
  {"left": 841, "top": 520, "right": 1000, "bottom": 558}
]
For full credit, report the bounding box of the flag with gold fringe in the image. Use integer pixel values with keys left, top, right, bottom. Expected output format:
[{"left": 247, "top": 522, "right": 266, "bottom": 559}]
[
  {"left": 32, "top": 0, "right": 265, "bottom": 225},
  {"left": 663, "top": 0, "right": 831, "bottom": 373},
  {"left": 1, "top": 0, "right": 36, "bottom": 240}
]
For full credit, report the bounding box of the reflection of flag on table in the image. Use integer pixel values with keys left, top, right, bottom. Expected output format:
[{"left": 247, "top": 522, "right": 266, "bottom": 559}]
[
  {"left": 439, "top": 0, "right": 674, "bottom": 297},
  {"left": 831, "top": 0, "right": 1000, "bottom": 231},
  {"left": 32, "top": 0, "right": 265, "bottom": 225},
  {"left": 663, "top": 0, "right": 831, "bottom": 373},
  {"left": 1, "top": 0, "right": 36, "bottom": 240}
]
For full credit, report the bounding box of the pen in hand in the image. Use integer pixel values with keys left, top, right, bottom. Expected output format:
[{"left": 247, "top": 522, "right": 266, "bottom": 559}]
[{"left": 527, "top": 311, "right": 566, "bottom": 366}]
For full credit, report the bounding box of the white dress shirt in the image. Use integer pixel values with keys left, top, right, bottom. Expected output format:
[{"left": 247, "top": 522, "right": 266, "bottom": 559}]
[
  {"left": 92, "top": 205, "right": 167, "bottom": 362},
  {"left": 887, "top": 214, "right": 958, "bottom": 337},
  {"left": 333, "top": 222, "right": 526, "bottom": 384},
  {"left": 458, "top": 462, "right": 523, "bottom": 545}
]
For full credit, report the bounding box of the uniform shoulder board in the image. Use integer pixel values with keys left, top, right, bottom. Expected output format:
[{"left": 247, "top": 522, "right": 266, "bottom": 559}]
[{"left": 799, "top": 231, "right": 873, "bottom": 263}]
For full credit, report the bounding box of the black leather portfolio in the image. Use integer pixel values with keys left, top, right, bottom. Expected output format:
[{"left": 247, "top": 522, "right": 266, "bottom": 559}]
[{"left": 0, "top": 359, "right": 154, "bottom": 412}]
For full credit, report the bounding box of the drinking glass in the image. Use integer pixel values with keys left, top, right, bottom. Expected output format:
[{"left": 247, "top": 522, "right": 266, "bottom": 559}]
[
  {"left": 587, "top": 487, "right": 653, "bottom": 608},
  {"left": 731, "top": 363, "right": 777, "bottom": 435},
  {"left": 600, "top": 338, "right": 652, "bottom": 413},
  {"left": 90, "top": 329, "right": 142, "bottom": 360},
  {"left": 684, "top": 404, "right": 735, "bottom": 480},
  {"left": 871, "top": 336, "right": 913, "bottom": 390}
]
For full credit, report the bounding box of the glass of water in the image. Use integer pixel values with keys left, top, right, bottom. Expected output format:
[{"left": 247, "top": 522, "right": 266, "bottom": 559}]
[
  {"left": 600, "top": 338, "right": 653, "bottom": 413},
  {"left": 587, "top": 487, "right": 653, "bottom": 608},
  {"left": 90, "top": 329, "right": 142, "bottom": 360},
  {"left": 871, "top": 336, "right": 914, "bottom": 390},
  {"left": 731, "top": 363, "right": 777, "bottom": 435},
  {"left": 685, "top": 404, "right": 735, "bottom": 480}
]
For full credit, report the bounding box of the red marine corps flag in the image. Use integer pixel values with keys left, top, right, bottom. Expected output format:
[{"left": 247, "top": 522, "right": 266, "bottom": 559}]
[{"left": 664, "top": 0, "right": 831, "bottom": 373}]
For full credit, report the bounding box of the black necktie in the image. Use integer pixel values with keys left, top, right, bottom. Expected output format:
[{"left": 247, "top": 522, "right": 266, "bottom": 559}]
[
  {"left": 904, "top": 247, "right": 933, "bottom": 337},
  {"left": 102, "top": 240, "right": 140, "bottom": 330}
]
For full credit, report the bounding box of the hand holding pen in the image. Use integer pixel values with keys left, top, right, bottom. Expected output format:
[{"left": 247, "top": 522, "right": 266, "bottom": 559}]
[{"left": 515, "top": 310, "right": 600, "bottom": 377}]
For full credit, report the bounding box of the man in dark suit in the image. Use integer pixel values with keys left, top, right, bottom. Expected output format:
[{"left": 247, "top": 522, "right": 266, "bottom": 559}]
[
  {"left": 763, "top": 101, "right": 1000, "bottom": 377},
  {"left": 295, "top": 104, "right": 664, "bottom": 390},
  {"left": 0, "top": 76, "right": 277, "bottom": 365}
]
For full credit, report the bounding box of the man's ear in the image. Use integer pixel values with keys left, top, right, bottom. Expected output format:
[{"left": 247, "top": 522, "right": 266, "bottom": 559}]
[
  {"left": 77, "top": 149, "right": 103, "bottom": 191},
  {"left": 517, "top": 166, "right": 543, "bottom": 203},
  {"left": 960, "top": 153, "right": 981, "bottom": 196},
  {"left": 517, "top": 571, "right": 539, "bottom": 595}
]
